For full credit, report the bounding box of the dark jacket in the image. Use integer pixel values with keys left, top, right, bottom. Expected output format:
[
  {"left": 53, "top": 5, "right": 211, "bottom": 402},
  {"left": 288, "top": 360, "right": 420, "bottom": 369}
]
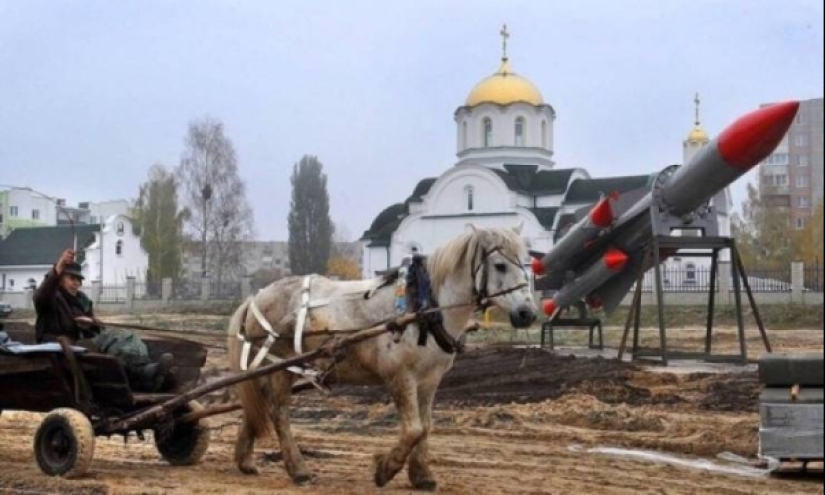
[{"left": 32, "top": 267, "right": 102, "bottom": 343}]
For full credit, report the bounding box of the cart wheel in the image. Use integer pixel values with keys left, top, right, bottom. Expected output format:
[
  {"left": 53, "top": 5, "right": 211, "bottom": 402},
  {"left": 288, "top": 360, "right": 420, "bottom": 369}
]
[
  {"left": 34, "top": 408, "right": 95, "bottom": 478},
  {"left": 154, "top": 401, "right": 210, "bottom": 466}
]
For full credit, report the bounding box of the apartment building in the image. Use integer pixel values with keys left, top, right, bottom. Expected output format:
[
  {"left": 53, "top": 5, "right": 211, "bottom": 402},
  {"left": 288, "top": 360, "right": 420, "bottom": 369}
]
[{"left": 759, "top": 97, "right": 824, "bottom": 230}]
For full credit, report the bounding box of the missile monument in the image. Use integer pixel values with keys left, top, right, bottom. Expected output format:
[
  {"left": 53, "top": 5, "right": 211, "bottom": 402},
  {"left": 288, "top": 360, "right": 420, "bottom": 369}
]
[{"left": 531, "top": 101, "right": 799, "bottom": 360}]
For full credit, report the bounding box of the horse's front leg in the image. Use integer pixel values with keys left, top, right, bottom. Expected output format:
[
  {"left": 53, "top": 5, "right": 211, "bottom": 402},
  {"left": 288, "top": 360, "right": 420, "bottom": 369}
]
[
  {"left": 408, "top": 379, "right": 439, "bottom": 491},
  {"left": 269, "top": 371, "right": 312, "bottom": 485},
  {"left": 374, "top": 373, "right": 423, "bottom": 488}
]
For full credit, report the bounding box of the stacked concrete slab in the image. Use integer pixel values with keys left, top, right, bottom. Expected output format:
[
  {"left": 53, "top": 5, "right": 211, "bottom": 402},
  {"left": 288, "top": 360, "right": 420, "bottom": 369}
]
[{"left": 758, "top": 352, "right": 824, "bottom": 462}]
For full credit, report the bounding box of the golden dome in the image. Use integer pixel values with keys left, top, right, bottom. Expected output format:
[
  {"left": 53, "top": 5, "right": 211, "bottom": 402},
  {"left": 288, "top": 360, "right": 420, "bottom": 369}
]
[
  {"left": 686, "top": 125, "right": 709, "bottom": 144},
  {"left": 465, "top": 59, "right": 544, "bottom": 107},
  {"left": 686, "top": 92, "right": 710, "bottom": 144}
]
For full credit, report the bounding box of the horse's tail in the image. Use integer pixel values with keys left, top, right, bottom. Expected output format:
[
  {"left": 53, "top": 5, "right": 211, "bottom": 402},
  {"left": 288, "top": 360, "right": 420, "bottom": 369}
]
[{"left": 227, "top": 297, "right": 275, "bottom": 439}]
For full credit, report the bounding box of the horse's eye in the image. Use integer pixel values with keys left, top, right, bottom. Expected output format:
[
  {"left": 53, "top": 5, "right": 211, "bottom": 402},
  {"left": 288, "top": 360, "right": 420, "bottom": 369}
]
[{"left": 494, "top": 263, "right": 507, "bottom": 273}]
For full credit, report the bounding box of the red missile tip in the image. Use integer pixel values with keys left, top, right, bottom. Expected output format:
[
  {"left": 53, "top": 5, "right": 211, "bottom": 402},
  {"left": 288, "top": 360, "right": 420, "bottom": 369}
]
[
  {"left": 718, "top": 100, "right": 800, "bottom": 171},
  {"left": 542, "top": 299, "right": 557, "bottom": 316},
  {"left": 603, "top": 248, "right": 629, "bottom": 271},
  {"left": 531, "top": 258, "right": 546, "bottom": 276},
  {"left": 589, "top": 197, "right": 615, "bottom": 229}
]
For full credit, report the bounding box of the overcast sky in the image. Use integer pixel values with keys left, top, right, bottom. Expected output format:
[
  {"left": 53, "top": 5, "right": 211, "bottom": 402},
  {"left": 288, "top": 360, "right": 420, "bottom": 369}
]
[{"left": 1, "top": 1, "right": 822, "bottom": 241}]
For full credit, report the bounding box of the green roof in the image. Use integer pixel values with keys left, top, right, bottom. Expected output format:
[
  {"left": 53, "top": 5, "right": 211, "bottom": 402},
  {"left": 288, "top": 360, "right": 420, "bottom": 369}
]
[
  {"left": 529, "top": 207, "right": 559, "bottom": 230},
  {"left": 0, "top": 224, "right": 100, "bottom": 267},
  {"left": 407, "top": 178, "right": 437, "bottom": 203},
  {"left": 564, "top": 174, "right": 654, "bottom": 204},
  {"left": 491, "top": 165, "right": 579, "bottom": 195},
  {"left": 361, "top": 203, "right": 406, "bottom": 241}
]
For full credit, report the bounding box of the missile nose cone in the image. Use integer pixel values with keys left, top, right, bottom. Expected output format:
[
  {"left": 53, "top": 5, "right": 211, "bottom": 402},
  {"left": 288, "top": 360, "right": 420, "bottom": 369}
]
[
  {"left": 603, "top": 248, "right": 629, "bottom": 271},
  {"left": 531, "top": 258, "right": 546, "bottom": 276},
  {"left": 589, "top": 197, "right": 615, "bottom": 229},
  {"left": 718, "top": 101, "right": 800, "bottom": 171},
  {"left": 542, "top": 299, "right": 557, "bottom": 316}
]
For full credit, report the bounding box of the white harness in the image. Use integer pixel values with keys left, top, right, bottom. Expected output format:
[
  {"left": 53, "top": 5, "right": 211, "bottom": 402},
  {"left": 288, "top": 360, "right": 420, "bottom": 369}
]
[{"left": 236, "top": 275, "right": 384, "bottom": 381}]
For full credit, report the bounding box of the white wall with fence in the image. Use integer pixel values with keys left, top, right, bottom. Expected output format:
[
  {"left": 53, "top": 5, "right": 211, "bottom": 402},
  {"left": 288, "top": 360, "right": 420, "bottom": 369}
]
[{"left": 2, "top": 261, "right": 823, "bottom": 312}]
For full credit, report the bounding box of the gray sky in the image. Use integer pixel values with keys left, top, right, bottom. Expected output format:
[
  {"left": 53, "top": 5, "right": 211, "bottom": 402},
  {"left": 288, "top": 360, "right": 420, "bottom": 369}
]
[{"left": 1, "top": 0, "right": 823, "bottom": 241}]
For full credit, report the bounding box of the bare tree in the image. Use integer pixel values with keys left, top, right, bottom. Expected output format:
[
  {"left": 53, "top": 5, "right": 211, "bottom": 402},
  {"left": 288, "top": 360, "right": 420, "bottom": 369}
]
[
  {"left": 332, "top": 221, "right": 361, "bottom": 261},
  {"left": 177, "top": 117, "right": 255, "bottom": 287}
]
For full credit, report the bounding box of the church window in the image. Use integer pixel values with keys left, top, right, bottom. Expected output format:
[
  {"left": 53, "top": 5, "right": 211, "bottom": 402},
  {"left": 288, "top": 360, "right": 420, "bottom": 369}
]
[
  {"left": 541, "top": 120, "right": 547, "bottom": 148},
  {"left": 483, "top": 118, "right": 492, "bottom": 147},
  {"left": 685, "top": 263, "right": 696, "bottom": 284},
  {"left": 515, "top": 117, "right": 525, "bottom": 146},
  {"left": 462, "top": 121, "right": 468, "bottom": 149},
  {"left": 464, "top": 185, "right": 475, "bottom": 211},
  {"left": 116, "top": 240, "right": 124, "bottom": 256}
]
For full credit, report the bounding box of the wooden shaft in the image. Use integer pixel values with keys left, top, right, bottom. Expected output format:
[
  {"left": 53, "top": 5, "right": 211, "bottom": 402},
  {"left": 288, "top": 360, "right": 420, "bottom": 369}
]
[{"left": 105, "top": 313, "right": 416, "bottom": 432}]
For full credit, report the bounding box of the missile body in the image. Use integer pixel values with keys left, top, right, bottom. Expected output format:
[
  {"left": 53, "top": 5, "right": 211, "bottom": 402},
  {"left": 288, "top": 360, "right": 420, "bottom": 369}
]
[
  {"left": 533, "top": 196, "right": 614, "bottom": 276},
  {"left": 542, "top": 248, "right": 628, "bottom": 316},
  {"left": 533, "top": 101, "right": 800, "bottom": 316}
]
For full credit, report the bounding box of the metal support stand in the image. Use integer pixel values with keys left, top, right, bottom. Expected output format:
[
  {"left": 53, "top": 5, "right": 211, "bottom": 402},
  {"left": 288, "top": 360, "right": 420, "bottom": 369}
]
[
  {"left": 540, "top": 302, "right": 604, "bottom": 351},
  {"left": 617, "top": 235, "right": 771, "bottom": 365}
]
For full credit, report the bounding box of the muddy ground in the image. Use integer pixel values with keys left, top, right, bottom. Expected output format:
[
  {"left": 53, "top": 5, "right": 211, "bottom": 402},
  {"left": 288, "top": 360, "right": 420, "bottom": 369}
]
[{"left": 1, "top": 318, "right": 823, "bottom": 494}]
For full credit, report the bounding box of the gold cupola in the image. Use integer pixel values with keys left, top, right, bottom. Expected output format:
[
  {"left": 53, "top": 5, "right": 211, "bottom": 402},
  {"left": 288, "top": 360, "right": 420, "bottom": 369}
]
[
  {"left": 686, "top": 93, "right": 710, "bottom": 144},
  {"left": 465, "top": 25, "right": 544, "bottom": 107}
]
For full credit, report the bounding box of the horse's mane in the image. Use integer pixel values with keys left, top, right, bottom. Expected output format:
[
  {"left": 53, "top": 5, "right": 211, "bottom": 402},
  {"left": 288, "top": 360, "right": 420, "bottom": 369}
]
[{"left": 427, "top": 227, "right": 525, "bottom": 291}]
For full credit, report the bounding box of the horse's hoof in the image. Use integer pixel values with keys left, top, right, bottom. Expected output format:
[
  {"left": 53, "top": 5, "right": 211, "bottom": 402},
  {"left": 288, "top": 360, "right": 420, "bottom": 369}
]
[
  {"left": 412, "top": 479, "right": 438, "bottom": 492},
  {"left": 373, "top": 453, "right": 394, "bottom": 487},
  {"left": 239, "top": 463, "right": 259, "bottom": 475},
  {"left": 292, "top": 473, "right": 313, "bottom": 486}
]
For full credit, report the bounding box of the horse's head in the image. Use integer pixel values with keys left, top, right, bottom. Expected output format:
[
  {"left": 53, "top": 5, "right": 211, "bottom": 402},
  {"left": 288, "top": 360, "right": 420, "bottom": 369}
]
[{"left": 431, "top": 223, "right": 538, "bottom": 329}]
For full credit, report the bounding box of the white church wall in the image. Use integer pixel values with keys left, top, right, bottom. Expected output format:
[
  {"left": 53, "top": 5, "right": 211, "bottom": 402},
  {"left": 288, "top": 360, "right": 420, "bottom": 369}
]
[
  {"left": 83, "top": 215, "right": 148, "bottom": 285},
  {"left": 428, "top": 167, "right": 512, "bottom": 215}
]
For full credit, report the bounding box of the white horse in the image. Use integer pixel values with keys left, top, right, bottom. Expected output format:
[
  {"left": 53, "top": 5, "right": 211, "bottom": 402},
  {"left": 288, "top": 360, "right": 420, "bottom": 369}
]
[{"left": 226, "top": 225, "right": 538, "bottom": 490}]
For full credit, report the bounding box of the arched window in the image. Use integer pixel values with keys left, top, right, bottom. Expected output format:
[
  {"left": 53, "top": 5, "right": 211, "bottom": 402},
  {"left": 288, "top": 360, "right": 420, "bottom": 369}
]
[
  {"left": 515, "top": 117, "right": 525, "bottom": 146},
  {"left": 685, "top": 262, "right": 696, "bottom": 284},
  {"left": 116, "top": 240, "right": 124, "bottom": 256},
  {"left": 464, "top": 185, "right": 475, "bottom": 211},
  {"left": 483, "top": 118, "right": 492, "bottom": 147},
  {"left": 462, "top": 121, "right": 468, "bottom": 149},
  {"left": 541, "top": 120, "right": 547, "bottom": 148}
]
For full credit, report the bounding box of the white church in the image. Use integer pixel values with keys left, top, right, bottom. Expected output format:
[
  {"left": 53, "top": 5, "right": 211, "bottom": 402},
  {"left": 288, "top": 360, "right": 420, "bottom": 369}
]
[{"left": 360, "top": 27, "right": 730, "bottom": 281}]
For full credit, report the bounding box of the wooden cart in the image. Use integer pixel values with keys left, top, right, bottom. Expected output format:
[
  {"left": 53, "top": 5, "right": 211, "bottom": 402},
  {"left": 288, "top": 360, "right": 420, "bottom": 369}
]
[{"left": 0, "top": 327, "right": 211, "bottom": 478}]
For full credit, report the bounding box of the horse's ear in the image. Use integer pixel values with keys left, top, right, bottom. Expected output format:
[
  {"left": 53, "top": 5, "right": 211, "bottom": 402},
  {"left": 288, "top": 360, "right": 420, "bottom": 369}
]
[
  {"left": 467, "top": 223, "right": 480, "bottom": 233},
  {"left": 512, "top": 221, "right": 524, "bottom": 235}
]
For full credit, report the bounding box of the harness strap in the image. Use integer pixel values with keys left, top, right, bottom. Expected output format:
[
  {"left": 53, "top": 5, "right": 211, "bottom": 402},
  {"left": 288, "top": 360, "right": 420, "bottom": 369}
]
[{"left": 238, "top": 295, "right": 319, "bottom": 378}]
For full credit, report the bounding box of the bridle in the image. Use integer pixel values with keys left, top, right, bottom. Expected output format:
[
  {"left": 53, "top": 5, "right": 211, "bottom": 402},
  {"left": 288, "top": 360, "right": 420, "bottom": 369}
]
[{"left": 470, "top": 244, "right": 530, "bottom": 312}]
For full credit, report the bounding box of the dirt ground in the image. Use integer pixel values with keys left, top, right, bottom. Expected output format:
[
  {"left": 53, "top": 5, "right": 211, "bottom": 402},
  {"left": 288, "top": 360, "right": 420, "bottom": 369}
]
[{"left": 1, "top": 317, "right": 823, "bottom": 494}]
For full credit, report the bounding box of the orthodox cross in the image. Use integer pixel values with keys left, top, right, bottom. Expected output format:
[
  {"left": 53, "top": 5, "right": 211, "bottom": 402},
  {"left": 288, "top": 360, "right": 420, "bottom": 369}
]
[{"left": 500, "top": 24, "right": 510, "bottom": 60}]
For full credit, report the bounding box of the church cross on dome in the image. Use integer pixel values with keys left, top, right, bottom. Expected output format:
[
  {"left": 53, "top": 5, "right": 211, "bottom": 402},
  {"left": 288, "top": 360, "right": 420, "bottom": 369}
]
[
  {"left": 500, "top": 24, "right": 510, "bottom": 61},
  {"left": 694, "top": 92, "right": 702, "bottom": 126}
]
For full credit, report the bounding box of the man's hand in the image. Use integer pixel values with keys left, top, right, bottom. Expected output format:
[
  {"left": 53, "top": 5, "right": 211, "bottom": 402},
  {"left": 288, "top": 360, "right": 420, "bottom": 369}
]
[
  {"left": 56, "top": 249, "right": 76, "bottom": 275},
  {"left": 75, "top": 316, "right": 96, "bottom": 329}
]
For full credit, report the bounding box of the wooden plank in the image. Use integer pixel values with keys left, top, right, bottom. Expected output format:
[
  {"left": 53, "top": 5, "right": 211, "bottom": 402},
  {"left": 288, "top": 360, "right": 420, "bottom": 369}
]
[
  {"left": 760, "top": 388, "right": 825, "bottom": 404},
  {"left": 0, "top": 355, "right": 55, "bottom": 375},
  {"left": 758, "top": 352, "right": 824, "bottom": 387},
  {"left": 760, "top": 403, "right": 824, "bottom": 429},
  {"left": 760, "top": 428, "right": 824, "bottom": 460}
]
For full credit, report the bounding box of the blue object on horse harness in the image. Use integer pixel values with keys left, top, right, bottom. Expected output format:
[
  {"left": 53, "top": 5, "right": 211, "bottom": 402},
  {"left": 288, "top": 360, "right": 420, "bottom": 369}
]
[{"left": 406, "top": 255, "right": 457, "bottom": 354}]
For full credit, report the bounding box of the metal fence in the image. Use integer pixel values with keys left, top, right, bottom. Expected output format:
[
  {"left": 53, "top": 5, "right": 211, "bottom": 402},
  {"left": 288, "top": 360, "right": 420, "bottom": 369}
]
[
  {"left": 98, "top": 285, "right": 127, "bottom": 303},
  {"left": 804, "top": 263, "right": 823, "bottom": 292},
  {"left": 629, "top": 266, "right": 795, "bottom": 293},
  {"left": 134, "top": 281, "right": 163, "bottom": 300},
  {"left": 172, "top": 280, "right": 202, "bottom": 300},
  {"left": 209, "top": 280, "right": 242, "bottom": 300},
  {"left": 744, "top": 267, "right": 792, "bottom": 292}
]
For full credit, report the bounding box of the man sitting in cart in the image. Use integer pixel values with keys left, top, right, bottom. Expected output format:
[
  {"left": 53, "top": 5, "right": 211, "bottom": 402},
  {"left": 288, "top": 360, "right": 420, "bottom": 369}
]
[{"left": 33, "top": 249, "right": 176, "bottom": 392}]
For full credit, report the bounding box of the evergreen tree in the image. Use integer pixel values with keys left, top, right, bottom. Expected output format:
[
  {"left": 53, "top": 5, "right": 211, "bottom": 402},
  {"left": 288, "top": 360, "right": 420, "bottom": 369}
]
[
  {"left": 135, "top": 165, "right": 188, "bottom": 283},
  {"left": 288, "top": 155, "right": 334, "bottom": 275}
]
